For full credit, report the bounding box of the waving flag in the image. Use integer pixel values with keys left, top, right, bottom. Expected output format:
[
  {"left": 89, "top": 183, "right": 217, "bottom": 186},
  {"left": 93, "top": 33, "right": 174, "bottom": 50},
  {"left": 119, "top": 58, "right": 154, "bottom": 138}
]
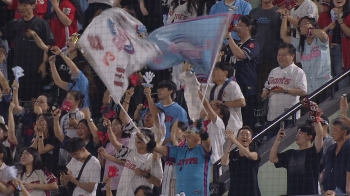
[
  {"left": 77, "top": 8, "right": 161, "bottom": 103},
  {"left": 147, "top": 14, "right": 232, "bottom": 82}
]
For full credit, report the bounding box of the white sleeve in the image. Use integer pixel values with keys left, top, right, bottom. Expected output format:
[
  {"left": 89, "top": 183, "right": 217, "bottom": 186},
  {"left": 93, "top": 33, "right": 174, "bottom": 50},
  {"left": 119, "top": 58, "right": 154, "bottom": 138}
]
[
  {"left": 228, "top": 82, "right": 244, "bottom": 101},
  {"left": 294, "top": 69, "right": 308, "bottom": 92},
  {"left": 151, "top": 159, "right": 163, "bottom": 182},
  {"left": 88, "top": 159, "right": 101, "bottom": 183}
]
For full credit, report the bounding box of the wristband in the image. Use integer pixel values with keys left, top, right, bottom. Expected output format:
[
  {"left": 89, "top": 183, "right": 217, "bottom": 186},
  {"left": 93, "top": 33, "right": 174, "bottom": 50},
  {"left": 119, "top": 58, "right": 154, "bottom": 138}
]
[
  {"left": 339, "top": 22, "right": 344, "bottom": 25},
  {"left": 123, "top": 101, "right": 129, "bottom": 104}
]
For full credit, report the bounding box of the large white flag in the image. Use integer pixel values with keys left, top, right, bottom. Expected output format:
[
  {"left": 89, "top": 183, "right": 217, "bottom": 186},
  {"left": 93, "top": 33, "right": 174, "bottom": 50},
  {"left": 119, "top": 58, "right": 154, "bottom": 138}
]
[{"left": 77, "top": 8, "right": 161, "bottom": 103}]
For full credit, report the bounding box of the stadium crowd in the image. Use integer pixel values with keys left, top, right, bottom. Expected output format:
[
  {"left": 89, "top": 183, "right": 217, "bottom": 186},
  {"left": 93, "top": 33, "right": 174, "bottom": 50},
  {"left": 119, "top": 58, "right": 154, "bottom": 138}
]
[{"left": 0, "top": 0, "right": 350, "bottom": 195}]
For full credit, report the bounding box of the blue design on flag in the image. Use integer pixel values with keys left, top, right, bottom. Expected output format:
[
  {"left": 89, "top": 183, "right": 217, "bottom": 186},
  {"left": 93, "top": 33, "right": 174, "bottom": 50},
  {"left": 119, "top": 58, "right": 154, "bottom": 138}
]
[
  {"left": 147, "top": 14, "right": 231, "bottom": 82},
  {"left": 107, "top": 18, "right": 135, "bottom": 54}
]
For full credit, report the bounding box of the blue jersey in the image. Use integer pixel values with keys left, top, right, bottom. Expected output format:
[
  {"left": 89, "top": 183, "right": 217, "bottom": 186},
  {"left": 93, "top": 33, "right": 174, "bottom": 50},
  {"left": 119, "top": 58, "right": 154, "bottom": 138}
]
[
  {"left": 156, "top": 102, "right": 188, "bottom": 139},
  {"left": 167, "top": 145, "right": 212, "bottom": 196},
  {"left": 67, "top": 70, "right": 91, "bottom": 109},
  {"left": 210, "top": 0, "right": 252, "bottom": 40}
]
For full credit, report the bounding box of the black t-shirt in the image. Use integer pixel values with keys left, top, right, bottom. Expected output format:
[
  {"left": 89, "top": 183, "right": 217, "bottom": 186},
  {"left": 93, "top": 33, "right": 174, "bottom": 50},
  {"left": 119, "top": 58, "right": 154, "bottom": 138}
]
[
  {"left": 249, "top": 6, "right": 282, "bottom": 64},
  {"left": 228, "top": 150, "right": 261, "bottom": 196},
  {"left": 323, "top": 139, "right": 350, "bottom": 192},
  {"left": 41, "top": 135, "right": 61, "bottom": 177},
  {"left": 275, "top": 145, "right": 322, "bottom": 195},
  {"left": 1, "top": 16, "right": 55, "bottom": 73},
  {"left": 233, "top": 39, "right": 260, "bottom": 97},
  {"left": 0, "top": 2, "right": 13, "bottom": 28}
]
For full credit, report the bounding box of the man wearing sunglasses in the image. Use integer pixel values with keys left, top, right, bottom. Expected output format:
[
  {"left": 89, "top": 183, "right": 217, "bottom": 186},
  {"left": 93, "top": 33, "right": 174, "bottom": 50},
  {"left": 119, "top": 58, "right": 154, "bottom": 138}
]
[{"left": 153, "top": 121, "right": 212, "bottom": 196}]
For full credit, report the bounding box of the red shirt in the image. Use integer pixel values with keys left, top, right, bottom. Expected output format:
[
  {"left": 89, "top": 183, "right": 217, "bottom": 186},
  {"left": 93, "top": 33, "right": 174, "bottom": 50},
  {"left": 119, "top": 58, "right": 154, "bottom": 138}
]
[
  {"left": 9, "top": 0, "right": 47, "bottom": 19},
  {"left": 50, "top": 0, "right": 77, "bottom": 48},
  {"left": 319, "top": 12, "right": 350, "bottom": 70}
]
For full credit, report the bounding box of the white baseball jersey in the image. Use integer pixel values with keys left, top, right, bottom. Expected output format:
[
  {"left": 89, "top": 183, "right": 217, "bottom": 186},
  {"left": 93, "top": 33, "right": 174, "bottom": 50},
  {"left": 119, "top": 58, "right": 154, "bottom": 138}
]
[
  {"left": 116, "top": 146, "right": 163, "bottom": 196},
  {"left": 264, "top": 63, "right": 307, "bottom": 121}
]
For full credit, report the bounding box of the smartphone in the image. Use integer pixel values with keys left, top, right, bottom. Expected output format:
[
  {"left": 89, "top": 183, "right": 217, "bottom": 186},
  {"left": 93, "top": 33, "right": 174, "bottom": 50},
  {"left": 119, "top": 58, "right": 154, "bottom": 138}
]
[
  {"left": 280, "top": 121, "right": 285, "bottom": 130},
  {"left": 60, "top": 168, "right": 68, "bottom": 175}
]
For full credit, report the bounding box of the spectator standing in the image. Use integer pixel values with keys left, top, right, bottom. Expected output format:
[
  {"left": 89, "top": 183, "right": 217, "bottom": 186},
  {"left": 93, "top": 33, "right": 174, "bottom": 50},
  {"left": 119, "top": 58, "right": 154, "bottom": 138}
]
[
  {"left": 261, "top": 43, "right": 307, "bottom": 139},
  {"left": 278, "top": 0, "right": 318, "bottom": 63},
  {"left": 269, "top": 120, "right": 323, "bottom": 195},
  {"left": 0, "top": 0, "right": 55, "bottom": 102},
  {"left": 60, "top": 138, "right": 101, "bottom": 196},
  {"left": 318, "top": 0, "right": 350, "bottom": 90},
  {"left": 30, "top": 113, "right": 61, "bottom": 178},
  {"left": 49, "top": 46, "right": 93, "bottom": 109},
  {"left": 49, "top": 0, "right": 84, "bottom": 48},
  {"left": 97, "top": 117, "right": 130, "bottom": 196},
  {"left": 156, "top": 80, "right": 188, "bottom": 144},
  {"left": 210, "top": 0, "right": 252, "bottom": 41},
  {"left": 221, "top": 127, "right": 261, "bottom": 196},
  {"left": 249, "top": 0, "right": 282, "bottom": 92},
  {"left": 153, "top": 119, "right": 212, "bottom": 196},
  {"left": 204, "top": 62, "right": 245, "bottom": 135},
  {"left": 281, "top": 15, "right": 332, "bottom": 94},
  {"left": 105, "top": 118, "right": 162, "bottom": 196},
  {"left": 227, "top": 15, "right": 260, "bottom": 130},
  {"left": 322, "top": 118, "right": 350, "bottom": 195}
]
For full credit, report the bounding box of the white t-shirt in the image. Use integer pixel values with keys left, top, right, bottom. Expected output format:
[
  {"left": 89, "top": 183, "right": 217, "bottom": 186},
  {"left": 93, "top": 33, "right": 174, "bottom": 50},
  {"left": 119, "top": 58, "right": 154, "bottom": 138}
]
[
  {"left": 16, "top": 169, "right": 57, "bottom": 196},
  {"left": 66, "top": 156, "right": 101, "bottom": 196},
  {"left": 207, "top": 116, "right": 225, "bottom": 164},
  {"left": 116, "top": 146, "right": 163, "bottom": 196},
  {"left": 291, "top": 37, "right": 332, "bottom": 93},
  {"left": 203, "top": 81, "right": 244, "bottom": 134},
  {"left": 265, "top": 63, "right": 307, "bottom": 121},
  {"left": 290, "top": 0, "right": 318, "bottom": 30},
  {"left": 0, "top": 163, "right": 13, "bottom": 196}
]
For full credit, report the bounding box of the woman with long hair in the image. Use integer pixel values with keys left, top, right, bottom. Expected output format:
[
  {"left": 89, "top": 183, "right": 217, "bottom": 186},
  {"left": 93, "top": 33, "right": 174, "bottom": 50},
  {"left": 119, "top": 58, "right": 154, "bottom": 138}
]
[
  {"left": 227, "top": 15, "right": 260, "bottom": 130},
  {"left": 17, "top": 147, "right": 58, "bottom": 196},
  {"left": 49, "top": 0, "right": 84, "bottom": 48},
  {"left": 97, "top": 117, "right": 130, "bottom": 196},
  {"left": 222, "top": 127, "right": 261, "bottom": 196},
  {"left": 52, "top": 107, "right": 100, "bottom": 157},
  {"left": 281, "top": 15, "right": 332, "bottom": 94},
  {"left": 30, "top": 113, "right": 61, "bottom": 178},
  {"left": 12, "top": 81, "right": 53, "bottom": 148},
  {"left": 318, "top": 0, "right": 350, "bottom": 90}
]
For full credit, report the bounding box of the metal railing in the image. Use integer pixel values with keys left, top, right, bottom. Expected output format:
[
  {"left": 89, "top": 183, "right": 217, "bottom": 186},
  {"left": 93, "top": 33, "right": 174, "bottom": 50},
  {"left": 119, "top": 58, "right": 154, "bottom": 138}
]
[{"left": 210, "top": 69, "right": 350, "bottom": 194}]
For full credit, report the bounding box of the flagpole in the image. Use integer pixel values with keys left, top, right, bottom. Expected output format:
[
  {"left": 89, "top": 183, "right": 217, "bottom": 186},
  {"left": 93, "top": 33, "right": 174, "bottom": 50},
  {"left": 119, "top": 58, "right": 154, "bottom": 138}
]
[
  {"left": 117, "top": 101, "right": 149, "bottom": 143},
  {"left": 200, "top": 14, "right": 232, "bottom": 108}
]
